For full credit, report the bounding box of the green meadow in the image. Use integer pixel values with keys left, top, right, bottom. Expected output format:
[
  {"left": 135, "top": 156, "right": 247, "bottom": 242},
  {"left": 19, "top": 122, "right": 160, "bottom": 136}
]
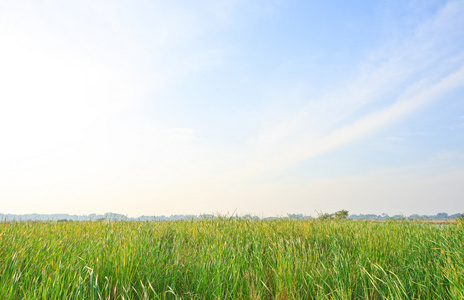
[{"left": 1, "top": 218, "right": 463, "bottom": 299}]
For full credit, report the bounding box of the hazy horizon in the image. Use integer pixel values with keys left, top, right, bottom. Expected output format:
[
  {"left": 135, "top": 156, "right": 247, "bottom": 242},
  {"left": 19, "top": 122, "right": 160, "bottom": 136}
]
[{"left": 1, "top": 0, "right": 463, "bottom": 217}]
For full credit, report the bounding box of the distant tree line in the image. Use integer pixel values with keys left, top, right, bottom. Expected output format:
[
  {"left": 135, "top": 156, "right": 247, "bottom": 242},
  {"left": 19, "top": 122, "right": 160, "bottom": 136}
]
[{"left": 1, "top": 211, "right": 463, "bottom": 222}]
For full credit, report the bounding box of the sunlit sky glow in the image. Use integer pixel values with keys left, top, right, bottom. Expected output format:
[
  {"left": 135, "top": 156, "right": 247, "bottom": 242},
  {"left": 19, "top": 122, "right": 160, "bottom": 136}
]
[{"left": 1, "top": 0, "right": 464, "bottom": 217}]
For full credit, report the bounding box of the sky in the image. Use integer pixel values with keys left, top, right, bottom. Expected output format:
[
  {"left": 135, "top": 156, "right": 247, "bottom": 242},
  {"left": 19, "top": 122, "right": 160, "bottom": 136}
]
[{"left": 1, "top": 0, "right": 463, "bottom": 217}]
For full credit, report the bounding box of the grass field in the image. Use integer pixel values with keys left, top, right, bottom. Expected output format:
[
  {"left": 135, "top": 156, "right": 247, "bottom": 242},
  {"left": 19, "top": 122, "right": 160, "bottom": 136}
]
[{"left": 1, "top": 218, "right": 463, "bottom": 299}]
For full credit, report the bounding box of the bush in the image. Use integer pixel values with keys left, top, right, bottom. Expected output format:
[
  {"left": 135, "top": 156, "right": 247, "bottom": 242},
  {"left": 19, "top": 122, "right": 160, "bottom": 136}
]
[{"left": 318, "top": 210, "right": 349, "bottom": 220}]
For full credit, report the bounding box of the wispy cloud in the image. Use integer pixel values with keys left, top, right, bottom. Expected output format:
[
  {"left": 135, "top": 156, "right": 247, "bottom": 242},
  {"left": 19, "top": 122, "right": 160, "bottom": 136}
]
[{"left": 241, "top": 0, "right": 464, "bottom": 178}]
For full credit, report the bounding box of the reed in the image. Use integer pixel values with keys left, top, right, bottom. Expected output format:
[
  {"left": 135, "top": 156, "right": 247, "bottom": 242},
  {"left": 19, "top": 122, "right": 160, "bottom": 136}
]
[{"left": 1, "top": 218, "right": 463, "bottom": 299}]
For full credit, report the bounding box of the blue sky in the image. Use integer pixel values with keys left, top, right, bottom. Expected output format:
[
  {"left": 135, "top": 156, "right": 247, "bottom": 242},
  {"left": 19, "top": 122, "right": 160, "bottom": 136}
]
[{"left": 1, "top": 0, "right": 463, "bottom": 217}]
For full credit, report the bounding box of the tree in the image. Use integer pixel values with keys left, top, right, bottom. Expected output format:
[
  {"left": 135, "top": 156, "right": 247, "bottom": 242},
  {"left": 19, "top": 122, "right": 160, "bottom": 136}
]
[
  {"left": 317, "top": 210, "right": 349, "bottom": 221},
  {"left": 318, "top": 213, "right": 333, "bottom": 221},
  {"left": 334, "top": 210, "right": 349, "bottom": 220}
]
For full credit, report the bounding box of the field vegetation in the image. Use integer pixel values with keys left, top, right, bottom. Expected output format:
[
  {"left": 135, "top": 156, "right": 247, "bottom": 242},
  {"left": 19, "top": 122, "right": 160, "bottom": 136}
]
[{"left": 1, "top": 217, "right": 463, "bottom": 299}]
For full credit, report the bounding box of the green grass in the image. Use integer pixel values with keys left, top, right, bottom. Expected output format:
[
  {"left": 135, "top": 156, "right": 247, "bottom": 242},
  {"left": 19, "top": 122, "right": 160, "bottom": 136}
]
[{"left": 1, "top": 218, "right": 463, "bottom": 299}]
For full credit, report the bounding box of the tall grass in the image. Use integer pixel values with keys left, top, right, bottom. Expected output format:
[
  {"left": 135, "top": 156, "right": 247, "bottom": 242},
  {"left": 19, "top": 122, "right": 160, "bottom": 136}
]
[{"left": 1, "top": 218, "right": 463, "bottom": 299}]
